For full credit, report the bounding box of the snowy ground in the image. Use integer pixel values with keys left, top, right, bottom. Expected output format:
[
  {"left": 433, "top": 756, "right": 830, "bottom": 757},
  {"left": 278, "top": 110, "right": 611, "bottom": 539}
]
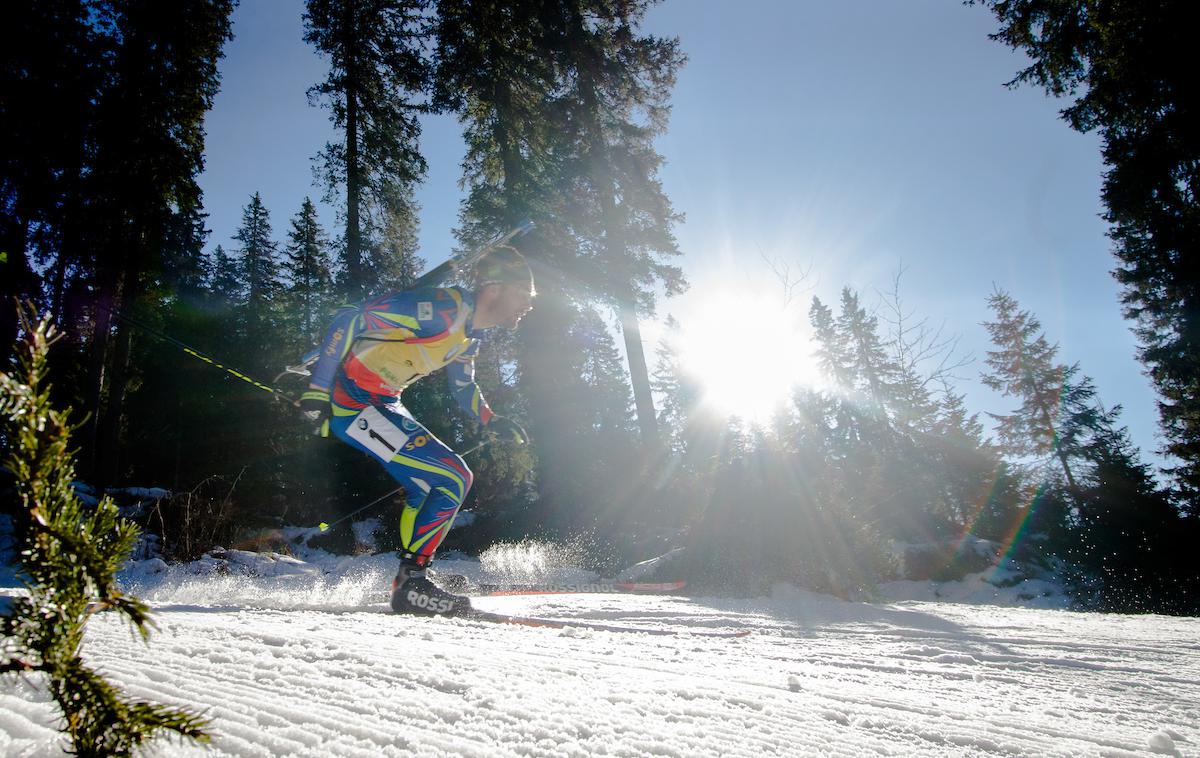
[{"left": 2, "top": 545, "right": 1198, "bottom": 757}]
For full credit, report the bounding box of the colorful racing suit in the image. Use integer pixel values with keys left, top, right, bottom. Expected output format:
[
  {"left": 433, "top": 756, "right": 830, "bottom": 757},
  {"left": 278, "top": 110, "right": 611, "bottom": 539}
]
[{"left": 305, "top": 286, "right": 495, "bottom": 566}]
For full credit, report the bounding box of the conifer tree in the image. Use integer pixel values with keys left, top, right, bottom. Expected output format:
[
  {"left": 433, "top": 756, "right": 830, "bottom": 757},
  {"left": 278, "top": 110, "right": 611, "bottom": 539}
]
[
  {"left": 973, "top": 0, "right": 1200, "bottom": 499},
  {"left": 235, "top": 192, "right": 282, "bottom": 318},
  {"left": 283, "top": 197, "right": 335, "bottom": 342},
  {"left": 808, "top": 294, "right": 865, "bottom": 456},
  {"left": 651, "top": 315, "right": 699, "bottom": 453},
  {"left": 558, "top": 306, "right": 640, "bottom": 536},
  {"left": 575, "top": 307, "right": 636, "bottom": 432},
  {"left": 78, "top": 0, "right": 235, "bottom": 485},
  {"left": 366, "top": 186, "right": 424, "bottom": 291},
  {"left": 1, "top": 308, "right": 209, "bottom": 755},
  {"left": 837, "top": 288, "right": 900, "bottom": 421},
  {"left": 161, "top": 204, "right": 213, "bottom": 307},
  {"left": 1069, "top": 408, "right": 1198, "bottom": 612},
  {"left": 0, "top": 0, "right": 100, "bottom": 364},
  {"left": 979, "top": 288, "right": 1196, "bottom": 608},
  {"left": 929, "top": 390, "right": 1015, "bottom": 537},
  {"left": 304, "top": 0, "right": 430, "bottom": 298},
  {"left": 809, "top": 296, "right": 855, "bottom": 388},
  {"left": 549, "top": 0, "right": 687, "bottom": 445},
  {"left": 433, "top": 0, "right": 556, "bottom": 230},
  {"left": 980, "top": 288, "right": 1080, "bottom": 491},
  {"left": 433, "top": 0, "right": 588, "bottom": 537},
  {"left": 208, "top": 244, "right": 244, "bottom": 309}
]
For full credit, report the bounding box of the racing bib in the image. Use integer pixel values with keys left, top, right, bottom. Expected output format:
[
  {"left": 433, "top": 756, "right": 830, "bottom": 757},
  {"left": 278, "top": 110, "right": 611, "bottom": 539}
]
[{"left": 346, "top": 406, "right": 411, "bottom": 462}]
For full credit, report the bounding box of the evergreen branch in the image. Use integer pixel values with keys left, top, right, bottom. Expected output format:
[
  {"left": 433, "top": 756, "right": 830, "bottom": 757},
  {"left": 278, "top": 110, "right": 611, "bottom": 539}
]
[{"left": 1, "top": 303, "right": 211, "bottom": 752}]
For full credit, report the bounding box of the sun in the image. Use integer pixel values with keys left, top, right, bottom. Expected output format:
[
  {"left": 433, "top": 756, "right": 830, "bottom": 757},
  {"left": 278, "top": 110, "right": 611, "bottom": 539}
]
[{"left": 671, "top": 288, "right": 821, "bottom": 424}]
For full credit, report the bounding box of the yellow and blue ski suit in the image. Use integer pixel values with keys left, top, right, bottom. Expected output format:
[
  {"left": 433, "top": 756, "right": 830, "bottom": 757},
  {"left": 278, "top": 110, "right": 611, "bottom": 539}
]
[{"left": 305, "top": 286, "right": 495, "bottom": 566}]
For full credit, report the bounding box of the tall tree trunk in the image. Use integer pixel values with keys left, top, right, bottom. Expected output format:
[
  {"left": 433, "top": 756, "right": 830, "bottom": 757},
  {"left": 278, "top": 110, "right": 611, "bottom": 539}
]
[
  {"left": 617, "top": 295, "right": 658, "bottom": 444},
  {"left": 1041, "top": 405, "right": 1079, "bottom": 493},
  {"left": 0, "top": 216, "right": 34, "bottom": 370},
  {"left": 343, "top": 10, "right": 362, "bottom": 296},
  {"left": 96, "top": 315, "right": 135, "bottom": 484},
  {"left": 492, "top": 78, "right": 526, "bottom": 220},
  {"left": 84, "top": 218, "right": 145, "bottom": 487},
  {"left": 84, "top": 263, "right": 124, "bottom": 483},
  {"left": 345, "top": 89, "right": 361, "bottom": 293},
  {"left": 52, "top": 144, "right": 86, "bottom": 324},
  {"left": 575, "top": 42, "right": 659, "bottom": 447}
]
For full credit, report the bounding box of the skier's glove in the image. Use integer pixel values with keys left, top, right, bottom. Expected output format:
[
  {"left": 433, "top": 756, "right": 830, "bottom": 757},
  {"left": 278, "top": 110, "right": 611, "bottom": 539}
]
[
  {"left": 487, "top": 415, "right": 528, "bottom": 445},
  {"left": 298, "top": 389, "right": 331, "bottom": 436}
]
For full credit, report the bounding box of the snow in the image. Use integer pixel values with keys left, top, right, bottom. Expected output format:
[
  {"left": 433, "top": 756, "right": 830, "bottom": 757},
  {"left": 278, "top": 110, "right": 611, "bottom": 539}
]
[
  {"left": 879, "top": 569, "right": 1072, "bottom": 609},
  {"left": 2, "top": 546, "right": 1198, "bottom": 757}
]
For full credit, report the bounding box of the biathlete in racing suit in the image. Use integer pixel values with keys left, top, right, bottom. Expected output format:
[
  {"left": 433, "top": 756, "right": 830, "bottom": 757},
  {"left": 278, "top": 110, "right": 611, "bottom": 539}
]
[{"left": 298, "top": 246, "right": 534, "bottom": 615}]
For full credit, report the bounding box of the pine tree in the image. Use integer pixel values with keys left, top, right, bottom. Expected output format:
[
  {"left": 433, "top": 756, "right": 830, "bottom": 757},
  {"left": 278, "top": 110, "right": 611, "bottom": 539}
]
[
  {"left": 366, "top": 184, "right": 424, "bottom": 291},
  {"left": 1, "top": 308, "right": 209, "bottom": 755},
  {"left": 549, "top": 0, "right": 687, "bottom": 446},
  {"left": 575, "top": 307, "right": 635, "bottom": 432},
  {"left": 161, "top": 203, "right": 213, "bottom": 307},
  {"left": 561, "top": 306, "right": 640, "bottom": 539},
  {"left": 981, "top": 288, "right": 1080, "bottom": 491},
  {"left": 433, "top": 0, "right": 587, "bottom": 541},
  {"left": 979, "top": 288, "right": 1198, "bottom": 609},
  {"left": 973, "top": 0, "right": 1200, "bottom": 501},
  {"left": 651, "top": 315, "right": 699, "bottom": 453},
  {"left": 235, "top": 193, "right": 282, "bottom": 314},
  {"left": 232, "top": 193, "right": 285, "bottom": 375},
  {"left": 0, "top": 0, "right": 101, "bottom": 364},
  {"left": 808, "top": 294, "right": 864, "bottom": 455},
  {"left": 208, "top": 243, "right": 244, "bottom": 308},
  {"left": 1070, "top": 408, "right": 1197, "bottom": 613},
  {"left": 433, "top": 0, "right": 557, "bottom": 231},
  {"left": 304, "top": 0, "right": 430, "bottom": 298},
  {"left": 837, "top": 288, "right": 900, "bottom": 421},
  {"left": 283, "top": 197, "right": 335, "bottom": 342},
  {"left": 930, "top": 390, "right": 1015, "bottom": 538},
  {"left": 79, "top": 0, "right": 235, "bottom": 485},
  {"left": 809, "top": 296, "right": 854, "bottom": 389}
]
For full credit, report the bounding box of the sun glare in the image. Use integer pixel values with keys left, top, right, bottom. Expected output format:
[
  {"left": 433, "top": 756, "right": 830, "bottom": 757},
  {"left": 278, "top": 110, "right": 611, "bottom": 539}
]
[{"left": 673, "top": 288, "right": 821, "bottom": 424}]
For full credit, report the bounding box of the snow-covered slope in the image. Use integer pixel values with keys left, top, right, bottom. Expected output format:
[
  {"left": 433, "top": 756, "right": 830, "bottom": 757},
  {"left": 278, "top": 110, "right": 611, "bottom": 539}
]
[{"left": 2, "top": 549, "right": 1196, "bottom": 757}]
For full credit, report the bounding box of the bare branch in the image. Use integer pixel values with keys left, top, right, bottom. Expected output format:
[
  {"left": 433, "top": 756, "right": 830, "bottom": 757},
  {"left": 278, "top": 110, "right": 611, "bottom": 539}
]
[
  {"left": 876, "top": 265, "right": 974, "bottom": 395},
  {"left": 757, "top": 245, "right": 814, "bottom": 307}
]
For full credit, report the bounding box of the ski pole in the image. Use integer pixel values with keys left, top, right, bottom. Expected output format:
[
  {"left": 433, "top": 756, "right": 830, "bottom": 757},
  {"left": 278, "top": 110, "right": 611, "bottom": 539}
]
[
  {"left": 96, "top": 302, "right": 297, "bottom": 404},
  {"left": 316, "top": 437, "right": 494, "bottom": 532}
]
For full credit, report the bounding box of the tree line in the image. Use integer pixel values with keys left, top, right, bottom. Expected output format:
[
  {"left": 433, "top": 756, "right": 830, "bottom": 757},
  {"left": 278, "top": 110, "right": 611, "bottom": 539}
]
[
  {"left": 653, "top": 283, "right": 1198, "bottom": 613},
  {"left": 0, "top": 0, "right": 685, "bottom": 567},
  {"left": 2, "top": 0, "right": 1198, "bottom": 614}
]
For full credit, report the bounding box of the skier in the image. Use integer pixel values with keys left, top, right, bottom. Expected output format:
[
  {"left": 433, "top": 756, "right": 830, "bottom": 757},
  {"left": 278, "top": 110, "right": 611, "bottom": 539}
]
[{"left": 298, "top": 246, "right": 534, "bottom": 615}]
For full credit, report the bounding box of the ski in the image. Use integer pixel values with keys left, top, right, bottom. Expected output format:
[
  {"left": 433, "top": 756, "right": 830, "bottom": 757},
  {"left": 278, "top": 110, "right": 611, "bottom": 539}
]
[
  {"left": 455, "top": 608, "right": 750, "bottom": 638},
  {"left": 471, "top": 580, "right": 687, "bottom": 597}
]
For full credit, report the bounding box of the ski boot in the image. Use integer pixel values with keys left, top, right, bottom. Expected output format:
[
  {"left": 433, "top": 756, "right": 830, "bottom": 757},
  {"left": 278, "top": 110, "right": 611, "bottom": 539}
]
[
  {"left": 390, "top": 563, "right": 471, "bottom": 616},
  {"left": 427, "top": 566, "right": 472, "bottom": 594}
]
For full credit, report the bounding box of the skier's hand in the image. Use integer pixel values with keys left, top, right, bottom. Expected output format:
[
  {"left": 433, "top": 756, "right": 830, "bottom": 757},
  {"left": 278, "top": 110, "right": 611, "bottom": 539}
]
[
  {"left": 487, "top": 415, "right": 528, "bottom": 445},
  {"left": 298, "top": 389, "right": 331, "bottom": 435}
]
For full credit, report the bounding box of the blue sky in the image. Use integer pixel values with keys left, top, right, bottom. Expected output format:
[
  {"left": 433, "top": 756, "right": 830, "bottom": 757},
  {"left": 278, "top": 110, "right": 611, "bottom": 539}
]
[{"left": 197, "top": 0, "right": 1163, "bottom": 467}]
